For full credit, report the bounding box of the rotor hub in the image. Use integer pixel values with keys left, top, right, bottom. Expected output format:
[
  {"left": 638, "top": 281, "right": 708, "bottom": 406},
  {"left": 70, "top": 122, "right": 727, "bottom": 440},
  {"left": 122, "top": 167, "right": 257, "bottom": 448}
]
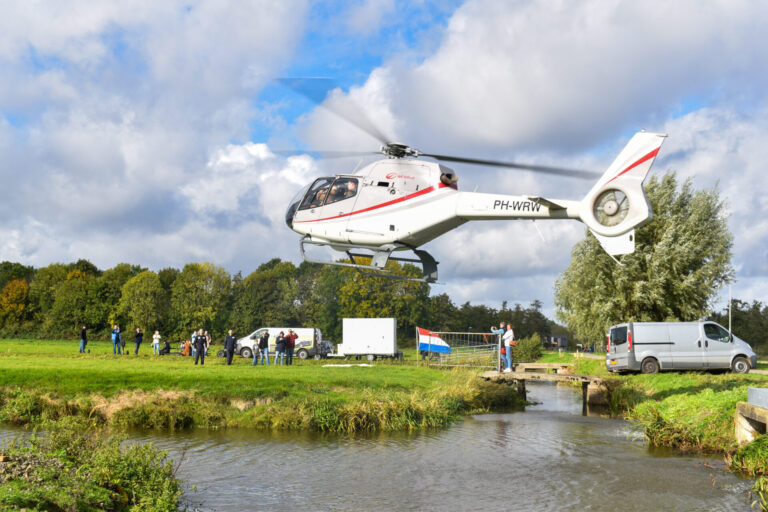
[{"left": 382, "top": 143, "right": 421, "bottom": 159}]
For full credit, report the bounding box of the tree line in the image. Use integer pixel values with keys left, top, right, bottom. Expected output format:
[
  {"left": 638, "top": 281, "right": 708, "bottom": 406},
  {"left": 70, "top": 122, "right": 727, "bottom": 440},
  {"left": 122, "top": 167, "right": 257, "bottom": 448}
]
[{"left": 0, "top": 258, "right": 560, "bottom": 345}]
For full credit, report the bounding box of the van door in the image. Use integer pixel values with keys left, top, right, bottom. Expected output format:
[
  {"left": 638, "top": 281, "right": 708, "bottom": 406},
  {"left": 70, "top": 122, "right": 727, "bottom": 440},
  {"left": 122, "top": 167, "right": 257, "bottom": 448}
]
[
  {"left": 702, "top": 322, "right": 733, "bottom": 369},
  {"left": 608, "top": 325, "right": 630, "bottom": 370},
  {"left": 667, "top": 324, "right": 703, "bottom": 369}
]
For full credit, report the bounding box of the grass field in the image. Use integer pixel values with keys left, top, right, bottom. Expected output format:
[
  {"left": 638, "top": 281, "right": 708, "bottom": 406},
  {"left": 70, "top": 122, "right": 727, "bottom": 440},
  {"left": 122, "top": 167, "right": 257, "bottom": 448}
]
[{"left": 0, "top": 338, "right": 522, "bottom": 433}]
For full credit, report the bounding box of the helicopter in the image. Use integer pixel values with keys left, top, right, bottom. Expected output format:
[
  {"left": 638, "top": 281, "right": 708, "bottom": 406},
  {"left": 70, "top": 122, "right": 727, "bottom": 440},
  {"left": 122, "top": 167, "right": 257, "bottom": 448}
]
[{"left": 281, "top": 81, "right": 666, "bottom": 283}]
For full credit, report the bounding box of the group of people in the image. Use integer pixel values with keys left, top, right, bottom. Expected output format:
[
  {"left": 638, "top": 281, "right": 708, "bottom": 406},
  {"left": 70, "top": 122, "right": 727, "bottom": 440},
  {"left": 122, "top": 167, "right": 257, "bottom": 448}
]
[
  {"left": 180, "top": 329, "right": 212, "bottom": 361},
  {"left": 249, "top": 329, "right": 298, "bottom": 366},
  {"left": 491, "top": 321, "right": 516, "bottom": 372},
  {"left": 107, "top": 325, "right": 164, "bottom": 355},
  {"left": 77, "top": 325, "right": 165, "bottom": 355}
]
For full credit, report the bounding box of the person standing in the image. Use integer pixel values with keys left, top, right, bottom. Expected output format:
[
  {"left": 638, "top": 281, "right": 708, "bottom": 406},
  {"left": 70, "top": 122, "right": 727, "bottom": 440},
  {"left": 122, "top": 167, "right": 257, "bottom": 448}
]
[
  {"left": 224, "top": 329, "right": 236, "bottom": 365},
  {"left": 194, "top": 328, "right": 206, "bottom": 365},
  {"left": 284, "top": 329, "right": 297, "bottom": 366},
  {"left": 259, "top": 331, "right": 270, "bottom": 365},
  {"left": 111, "top": 325, "right": 121, "bottom": 355},
  {"left": 134, "top": 327, "right": 143, "bottom": 355},
  {"left": 204, "top": 330, "right": 212, "bottom": 356},
  {"left": 490, "top": 322, "right": 506, "bottom": 372},
  {"left": 502, "top": 323, "right": 516, "bottom": 373},
  {"left": 274, "top": 331, "right": 286, "bottom": 365},
  {"left": 79, "top": 325, "right": 88, "bottom": 353},
  {"left": 152, "top": 330, "right": 161, "bottom": 355}
]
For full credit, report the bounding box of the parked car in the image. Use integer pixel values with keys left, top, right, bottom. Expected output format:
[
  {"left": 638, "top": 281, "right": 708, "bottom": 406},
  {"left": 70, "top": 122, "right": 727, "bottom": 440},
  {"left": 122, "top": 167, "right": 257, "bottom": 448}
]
[
  {"left": 606, "top": 321, "right": 757, "bottom": 374},
  {"left": 235, "top": 327, "right": 328, "bottom": 360}
]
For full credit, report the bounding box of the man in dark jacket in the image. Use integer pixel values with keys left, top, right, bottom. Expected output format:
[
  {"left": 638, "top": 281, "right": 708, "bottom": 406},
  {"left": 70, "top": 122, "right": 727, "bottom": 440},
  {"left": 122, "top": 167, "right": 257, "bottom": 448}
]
[
  {"left": 194, "top": 328, "right": 206, "bottom": 365},
  {"left": 134, "top": 327, "right": 143, "bottom": 355},
  {"left": 224, "top": 329, "right": 236, "bottom": 365},
  {"left": 79, "top": 325, "right": 87, "bottom": 353},
  {"left": 284, "top": 329, "right": 298, "bottom": 366}
]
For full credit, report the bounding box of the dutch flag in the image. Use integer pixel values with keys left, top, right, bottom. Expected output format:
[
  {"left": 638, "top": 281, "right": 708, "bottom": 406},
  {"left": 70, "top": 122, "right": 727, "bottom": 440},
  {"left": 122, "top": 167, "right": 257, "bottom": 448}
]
[{"left": 417, "top": 327, "right": 451, "bottom": 354}]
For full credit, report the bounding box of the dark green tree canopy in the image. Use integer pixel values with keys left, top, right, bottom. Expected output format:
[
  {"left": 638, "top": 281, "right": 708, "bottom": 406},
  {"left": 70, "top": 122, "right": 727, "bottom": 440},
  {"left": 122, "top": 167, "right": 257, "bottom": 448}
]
[{"left": 555, "top": 172, "right": 733, "bottom": 344}]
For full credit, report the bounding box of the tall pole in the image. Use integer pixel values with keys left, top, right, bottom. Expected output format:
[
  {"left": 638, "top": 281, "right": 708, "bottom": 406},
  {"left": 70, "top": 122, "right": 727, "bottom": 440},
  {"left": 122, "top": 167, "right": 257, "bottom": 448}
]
[{"left": 729, "top": 283, "right": 732, "bottom": 334}]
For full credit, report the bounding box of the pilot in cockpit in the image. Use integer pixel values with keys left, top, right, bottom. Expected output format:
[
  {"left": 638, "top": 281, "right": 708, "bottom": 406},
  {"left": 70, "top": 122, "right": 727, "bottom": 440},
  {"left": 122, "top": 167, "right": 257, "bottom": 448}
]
[
  {"left": 310, "top": 188, "right": 329, "bottom": 207},
  {"left": 345, "top": 180, "right": 357, "bottom": 198}
]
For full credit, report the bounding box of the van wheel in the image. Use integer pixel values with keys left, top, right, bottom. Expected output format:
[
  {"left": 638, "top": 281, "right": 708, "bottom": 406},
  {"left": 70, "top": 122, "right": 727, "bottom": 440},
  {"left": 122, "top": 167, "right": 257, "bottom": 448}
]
[
  {"left": 241, "top": 347, "right": 252, "bottom": 359},
  {"left": 297, "top": 349, "right": 309, "bottom": 360},
  {"left": 731, "top": 356, "right": 750, "bottom": 374},
  {"left": 641, "top": 358, "right": 659, "bottom": 374}
]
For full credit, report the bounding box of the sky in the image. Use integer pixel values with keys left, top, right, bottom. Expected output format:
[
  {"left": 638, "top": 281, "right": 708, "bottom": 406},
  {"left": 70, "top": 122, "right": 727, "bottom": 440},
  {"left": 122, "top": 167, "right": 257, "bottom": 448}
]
[{"left": 1, "top": 0, "right": 767, "bottom": 320}]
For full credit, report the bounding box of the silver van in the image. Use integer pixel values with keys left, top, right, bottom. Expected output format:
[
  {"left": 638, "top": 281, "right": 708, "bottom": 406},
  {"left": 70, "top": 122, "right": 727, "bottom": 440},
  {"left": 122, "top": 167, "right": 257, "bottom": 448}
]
[
  {"left": 235, "top": 327, "right": 329, "bottom": 360},
  {"left": 606, "top": 321, "right": 757, "bottom": 374}
]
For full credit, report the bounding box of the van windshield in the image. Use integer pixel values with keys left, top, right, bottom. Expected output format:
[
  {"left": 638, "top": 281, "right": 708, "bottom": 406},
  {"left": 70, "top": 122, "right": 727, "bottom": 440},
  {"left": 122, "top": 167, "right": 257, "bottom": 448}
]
[{"left": 611, "top": 326, "right": 628, "bottom": 345}]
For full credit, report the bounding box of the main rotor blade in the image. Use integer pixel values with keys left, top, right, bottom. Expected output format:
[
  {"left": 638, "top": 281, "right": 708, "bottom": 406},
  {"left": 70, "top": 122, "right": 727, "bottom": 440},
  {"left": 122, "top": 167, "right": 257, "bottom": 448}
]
[
  {"left": 277, "top": 78, "right": 392, "bottom": 145},
  {"left": 421, "top": 152, "right": 600, "bottom": 179},
  {"left": 274, "top": 149, "right": 380, "bottom": 159}
]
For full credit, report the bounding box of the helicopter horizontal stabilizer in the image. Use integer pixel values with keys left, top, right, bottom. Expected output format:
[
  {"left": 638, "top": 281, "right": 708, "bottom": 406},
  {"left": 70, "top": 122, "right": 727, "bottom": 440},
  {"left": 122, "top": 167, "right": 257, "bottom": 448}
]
[{"left": 526, "top": 196, "right": 567, "bottom": 210}]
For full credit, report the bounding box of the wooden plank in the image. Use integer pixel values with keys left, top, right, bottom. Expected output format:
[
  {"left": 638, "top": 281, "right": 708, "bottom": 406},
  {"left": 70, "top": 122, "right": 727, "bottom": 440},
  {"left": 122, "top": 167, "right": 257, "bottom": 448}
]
[
  {"left": 480, "top": 370, "right": 601, "bottom": 384},
  {"left": 515, "top": 363, "right": 573, "bottom": 371}
]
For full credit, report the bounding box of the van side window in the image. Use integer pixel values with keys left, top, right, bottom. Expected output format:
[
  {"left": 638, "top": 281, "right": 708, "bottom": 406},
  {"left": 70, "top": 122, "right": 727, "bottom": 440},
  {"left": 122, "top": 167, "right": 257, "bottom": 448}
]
[
  {"left": 704, "top": 323, "right": 730, "bottom": 343},
  {"left": 611, "top": 326, "right": 627, "bottom": 345}
]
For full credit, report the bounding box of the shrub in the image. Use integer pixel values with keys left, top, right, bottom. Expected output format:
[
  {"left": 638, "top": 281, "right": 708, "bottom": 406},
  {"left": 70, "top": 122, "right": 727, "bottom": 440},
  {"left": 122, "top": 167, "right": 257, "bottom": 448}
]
[{"left": 513, "top": 333, "right": 543, "bottom": 363}]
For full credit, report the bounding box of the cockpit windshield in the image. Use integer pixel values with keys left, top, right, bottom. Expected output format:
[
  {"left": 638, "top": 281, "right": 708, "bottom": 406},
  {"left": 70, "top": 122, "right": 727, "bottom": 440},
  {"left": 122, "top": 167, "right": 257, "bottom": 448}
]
[
  {"left": 298, "top": 177, "right": 359, "bottom": 210},
  {"left": 299, "top": 177, "right": 335, "bottom": 210}
]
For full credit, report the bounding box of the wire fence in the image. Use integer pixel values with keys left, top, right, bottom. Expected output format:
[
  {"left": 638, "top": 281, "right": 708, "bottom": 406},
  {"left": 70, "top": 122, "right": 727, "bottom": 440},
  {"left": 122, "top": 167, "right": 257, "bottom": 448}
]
[{"left": 418, "top": 331, "right": 501, "bottom": 369}]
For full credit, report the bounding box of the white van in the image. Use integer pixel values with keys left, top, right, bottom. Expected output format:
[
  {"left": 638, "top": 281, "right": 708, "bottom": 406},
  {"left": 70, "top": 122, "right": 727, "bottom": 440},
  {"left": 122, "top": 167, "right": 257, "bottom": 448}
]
[
  {"left": 606, "top": 321, "right": 757, "bottom": 374},
  {"left": 235, "top": 327, "right": 329, "bottom": 360}
]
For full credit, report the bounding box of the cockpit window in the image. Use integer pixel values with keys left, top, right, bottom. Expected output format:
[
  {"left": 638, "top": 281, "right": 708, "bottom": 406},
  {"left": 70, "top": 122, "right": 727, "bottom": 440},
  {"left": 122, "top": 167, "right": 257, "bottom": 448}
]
[
  {"left": 325, "top": 178, "right": 358, "bottom": 205},
  {"left": 299, "top": 177, "right": 335, "bottom": 210}
]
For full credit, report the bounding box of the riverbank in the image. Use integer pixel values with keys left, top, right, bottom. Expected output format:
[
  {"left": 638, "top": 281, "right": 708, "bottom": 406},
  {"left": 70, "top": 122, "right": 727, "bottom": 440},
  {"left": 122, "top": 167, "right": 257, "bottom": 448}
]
[{"left": 0, "top": 338, "right": 524, "bottom": 434}]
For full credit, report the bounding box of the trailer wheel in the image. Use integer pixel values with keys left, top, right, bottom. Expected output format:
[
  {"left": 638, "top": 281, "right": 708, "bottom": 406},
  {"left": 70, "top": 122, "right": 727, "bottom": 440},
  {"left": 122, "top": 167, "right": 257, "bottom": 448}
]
[
  {"left": 641, "top": 357, "right": 659, "bottom": 374},
  {"left": 241, "top": 347, "right": 253, "bottom": 359},
  {"left": 731, "top": 356, "right": 750, "bottom": 374},
  {"left": 366, "top": 354, "right": 376, "bottom": 361},
  {"left": 297, "top": 349, "right": 309, "bottom": 360}
]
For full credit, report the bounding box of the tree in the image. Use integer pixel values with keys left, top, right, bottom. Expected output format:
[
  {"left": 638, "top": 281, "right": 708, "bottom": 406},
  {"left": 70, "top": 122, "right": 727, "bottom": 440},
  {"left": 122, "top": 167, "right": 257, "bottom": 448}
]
[
  {"left": 170, "top": 263, "right": 232, "bottom": 337},
  {"left": 555, "top": 173, "right": 733, "bottom": 344},
  {"left": 0, "top": 278, "right": 29, "bottom": 327},
  {"left": 47, "top": 270, "right": 90, "bottom": 334},
  {"left": 0, "top": 261, "right": 35, "bottom": 291},
  {"left": 85, "top": 263, "right": 144, "bottom": 330},
  {"left": 28, "top": 263, "right": 69, "bottom": 318},
  {"left": 118, "top": 271, "right": 167, "bottom": 334}
]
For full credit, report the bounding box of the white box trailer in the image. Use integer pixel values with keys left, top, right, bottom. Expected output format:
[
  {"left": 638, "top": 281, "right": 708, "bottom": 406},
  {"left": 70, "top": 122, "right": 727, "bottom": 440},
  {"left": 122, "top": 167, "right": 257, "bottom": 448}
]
[{"left": 334, "top": 318, "right": 403, "bottom": 361}]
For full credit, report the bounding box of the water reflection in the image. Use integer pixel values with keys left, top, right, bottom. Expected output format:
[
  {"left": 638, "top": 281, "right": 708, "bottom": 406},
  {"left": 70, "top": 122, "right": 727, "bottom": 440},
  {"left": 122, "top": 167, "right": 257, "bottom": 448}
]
[{"left": 0, "top": 382, "right": 753, "bottom": 511}]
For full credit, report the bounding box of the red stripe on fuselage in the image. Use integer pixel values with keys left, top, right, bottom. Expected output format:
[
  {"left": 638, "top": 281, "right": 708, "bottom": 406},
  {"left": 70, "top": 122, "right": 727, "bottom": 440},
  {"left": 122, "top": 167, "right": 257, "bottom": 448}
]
[
  {"left": 606, "top": 147, "right": 660, "bottom": 184},
  {"left": 294, "top": 183, "right": 455, "bottom": 224}
]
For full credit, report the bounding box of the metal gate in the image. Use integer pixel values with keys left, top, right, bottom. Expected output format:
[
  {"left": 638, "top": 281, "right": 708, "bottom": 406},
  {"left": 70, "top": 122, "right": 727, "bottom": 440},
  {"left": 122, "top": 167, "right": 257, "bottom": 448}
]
[{"left": 418, "top": 330, "right": 500, "bottom": 368}]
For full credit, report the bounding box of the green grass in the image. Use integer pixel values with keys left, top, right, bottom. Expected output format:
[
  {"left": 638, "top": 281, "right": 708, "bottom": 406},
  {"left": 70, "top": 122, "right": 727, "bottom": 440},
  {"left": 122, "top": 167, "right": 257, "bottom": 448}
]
[{"left": 0, "top": 339, "right": 524, "bottom": 433}]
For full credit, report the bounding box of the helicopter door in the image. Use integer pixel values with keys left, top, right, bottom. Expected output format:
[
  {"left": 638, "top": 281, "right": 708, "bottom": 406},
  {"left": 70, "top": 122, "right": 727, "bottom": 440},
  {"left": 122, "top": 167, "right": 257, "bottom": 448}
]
[
  {"left": 322, "top": 177, "right": 360, "bottom": 241},
  {"left": 293, "top": 177, "right": 360, "bottom": 242}
]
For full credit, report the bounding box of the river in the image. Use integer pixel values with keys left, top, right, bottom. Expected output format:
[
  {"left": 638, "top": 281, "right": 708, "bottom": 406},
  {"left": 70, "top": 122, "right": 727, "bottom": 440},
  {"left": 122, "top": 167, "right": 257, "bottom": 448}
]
[{"left": 1, "top": 382, "right": 754, "bottom": 511}]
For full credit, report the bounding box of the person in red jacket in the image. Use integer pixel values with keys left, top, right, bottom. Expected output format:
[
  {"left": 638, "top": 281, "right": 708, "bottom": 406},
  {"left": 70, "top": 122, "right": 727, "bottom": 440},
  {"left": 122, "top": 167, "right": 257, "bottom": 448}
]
[{"left": 284, "top": 329, "right": 298, "bottom": 366}]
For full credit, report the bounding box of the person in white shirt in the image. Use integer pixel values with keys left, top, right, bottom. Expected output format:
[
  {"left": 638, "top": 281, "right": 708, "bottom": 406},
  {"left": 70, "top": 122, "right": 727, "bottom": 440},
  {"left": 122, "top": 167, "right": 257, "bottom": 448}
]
[
  {"left": 152, "top": 330, "right": 161, "bottom": 355},
  {"left": 502, "top": 324, "right": 515, "bottom": 372}
]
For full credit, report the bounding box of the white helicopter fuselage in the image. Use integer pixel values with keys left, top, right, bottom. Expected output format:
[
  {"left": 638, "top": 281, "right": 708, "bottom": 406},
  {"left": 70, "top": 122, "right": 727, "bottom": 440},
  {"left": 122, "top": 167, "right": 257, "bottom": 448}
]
[
  {"left": 288, "top": 158, "right": 580, "bottom": 249},
  {"left": 286, "top": 132, "right": 666, "bottom": 282}
]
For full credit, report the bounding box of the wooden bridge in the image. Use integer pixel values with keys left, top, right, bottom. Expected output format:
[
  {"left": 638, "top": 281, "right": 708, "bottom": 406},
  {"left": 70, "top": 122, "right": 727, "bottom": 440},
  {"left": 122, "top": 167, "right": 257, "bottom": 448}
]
[{"left": 480, "top": 363, "right": 608, "bottom": 406}]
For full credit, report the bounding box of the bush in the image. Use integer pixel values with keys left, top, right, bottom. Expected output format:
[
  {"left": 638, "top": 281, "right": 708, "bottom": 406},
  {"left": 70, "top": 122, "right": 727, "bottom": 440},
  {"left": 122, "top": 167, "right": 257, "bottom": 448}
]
[
  {"left": 513, "top": 333, "right": 543, "bottom": 363},
  {"left": 0, "top": 417, "right": 183, "bottom": 511}
]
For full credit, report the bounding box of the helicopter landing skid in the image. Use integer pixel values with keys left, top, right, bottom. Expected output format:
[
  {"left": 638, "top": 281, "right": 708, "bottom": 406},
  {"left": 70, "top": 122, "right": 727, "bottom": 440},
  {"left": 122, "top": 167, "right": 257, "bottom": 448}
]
[{"left": 299, "top": 237, "right": 438, "bottom": 283}]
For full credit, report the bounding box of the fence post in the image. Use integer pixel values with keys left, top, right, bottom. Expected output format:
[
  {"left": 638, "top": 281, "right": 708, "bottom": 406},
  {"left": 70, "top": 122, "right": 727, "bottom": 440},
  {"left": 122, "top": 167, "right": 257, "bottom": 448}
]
[{"left": 497, "top": 333, "right": 501, "bottom": 372}]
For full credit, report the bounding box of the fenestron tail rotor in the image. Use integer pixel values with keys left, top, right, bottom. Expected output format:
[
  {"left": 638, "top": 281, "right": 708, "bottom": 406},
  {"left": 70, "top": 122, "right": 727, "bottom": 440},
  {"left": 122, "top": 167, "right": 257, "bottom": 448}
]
[{"left": 593, "top": 189, "right": 629, "bottom": 227}]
